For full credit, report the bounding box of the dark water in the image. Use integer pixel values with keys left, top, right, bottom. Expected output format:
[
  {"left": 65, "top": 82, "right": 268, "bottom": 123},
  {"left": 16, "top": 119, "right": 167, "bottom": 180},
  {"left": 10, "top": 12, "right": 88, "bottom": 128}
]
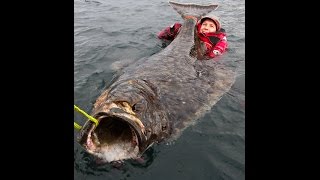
[{"left": 74, "top": 0, "right": 245, "bottom": 179}]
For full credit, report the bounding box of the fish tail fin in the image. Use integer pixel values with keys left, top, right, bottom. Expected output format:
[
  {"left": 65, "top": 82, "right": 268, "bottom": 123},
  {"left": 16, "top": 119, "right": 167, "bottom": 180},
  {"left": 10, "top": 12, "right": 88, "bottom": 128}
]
[{"left": 169, "top": 1, "right": 219, "bottom": 19}]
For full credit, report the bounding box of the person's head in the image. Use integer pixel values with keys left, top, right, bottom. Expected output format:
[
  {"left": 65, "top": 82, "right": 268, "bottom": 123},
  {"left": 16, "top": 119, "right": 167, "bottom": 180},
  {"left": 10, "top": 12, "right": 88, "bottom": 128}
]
[{"left": 198, "top": 16, "right": 221, "bottom": 34}]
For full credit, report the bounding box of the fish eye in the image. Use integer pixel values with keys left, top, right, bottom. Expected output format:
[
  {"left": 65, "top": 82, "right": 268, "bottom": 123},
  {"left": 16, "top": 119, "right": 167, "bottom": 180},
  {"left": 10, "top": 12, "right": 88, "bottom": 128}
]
[{"left": 132, "top": 100, "right": 145, "bottom": 112}]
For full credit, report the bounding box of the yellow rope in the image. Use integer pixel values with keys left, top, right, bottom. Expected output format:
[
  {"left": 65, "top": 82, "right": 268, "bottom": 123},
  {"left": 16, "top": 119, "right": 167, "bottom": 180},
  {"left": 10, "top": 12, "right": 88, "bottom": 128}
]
[
  {"left": 74, "top": 105, "right": 99, "bottom": 130},
  {"left": 74, "top": 122, "right": 82, "bottom": 130}
]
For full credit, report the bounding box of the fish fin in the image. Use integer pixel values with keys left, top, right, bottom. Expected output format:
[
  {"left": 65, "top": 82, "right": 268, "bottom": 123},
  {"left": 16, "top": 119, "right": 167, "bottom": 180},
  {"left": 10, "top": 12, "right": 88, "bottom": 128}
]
[
  {"left": 169, "top": 1, "right": 219, "bottom": 20},
  {"left": 110, "top": 59, "right": 136, "bottom": 71}
]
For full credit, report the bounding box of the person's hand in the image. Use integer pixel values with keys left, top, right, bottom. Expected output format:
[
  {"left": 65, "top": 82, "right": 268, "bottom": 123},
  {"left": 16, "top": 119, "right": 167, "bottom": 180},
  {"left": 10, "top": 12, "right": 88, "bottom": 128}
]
[
  {"left": 213, "top": 50, "right": 221, "bottom": 56},
  {"left": 182, "top": 15, "right": 198, "bottom": 21}
]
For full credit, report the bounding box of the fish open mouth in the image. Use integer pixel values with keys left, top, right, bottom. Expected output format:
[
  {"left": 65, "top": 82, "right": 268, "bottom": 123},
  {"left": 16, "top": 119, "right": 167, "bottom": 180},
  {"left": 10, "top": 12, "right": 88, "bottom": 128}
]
[{"left": 84, "top": 112, "right": 142, "bottom": 162}]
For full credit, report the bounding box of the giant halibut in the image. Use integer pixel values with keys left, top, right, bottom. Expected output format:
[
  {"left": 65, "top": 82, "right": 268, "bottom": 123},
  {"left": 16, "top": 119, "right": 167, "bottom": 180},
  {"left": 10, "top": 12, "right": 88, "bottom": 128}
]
[{"left": 77, "top": 1, "right": 236, "bottom": 163}]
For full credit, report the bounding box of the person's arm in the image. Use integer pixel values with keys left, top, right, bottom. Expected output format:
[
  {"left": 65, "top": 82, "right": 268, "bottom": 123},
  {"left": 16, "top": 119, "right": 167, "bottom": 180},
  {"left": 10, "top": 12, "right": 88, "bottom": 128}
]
[
  {"left": 157, "top": 23, "right": 182, "bottom": 41},
  {"left": 212, "top": 34, "right": 228, "bottom": 56},
  {"left": 206, "top": 33, "right": 228, "bottom": 58}
]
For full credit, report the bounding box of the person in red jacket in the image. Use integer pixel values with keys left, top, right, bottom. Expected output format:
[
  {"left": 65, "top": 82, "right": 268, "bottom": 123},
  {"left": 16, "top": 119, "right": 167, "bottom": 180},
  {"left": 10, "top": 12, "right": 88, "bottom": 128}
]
[{"left": 157, "top": 15, "right": 228, "bottom": 59}]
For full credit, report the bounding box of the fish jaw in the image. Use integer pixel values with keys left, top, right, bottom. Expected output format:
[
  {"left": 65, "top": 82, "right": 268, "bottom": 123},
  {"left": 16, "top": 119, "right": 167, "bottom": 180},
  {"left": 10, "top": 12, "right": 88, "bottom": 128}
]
[
  {"left": 78, "top": 104, "right": 147, "bottom": 163},
  {"left": 81, "top": 114, "right": 141, "bottom": 162}
]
